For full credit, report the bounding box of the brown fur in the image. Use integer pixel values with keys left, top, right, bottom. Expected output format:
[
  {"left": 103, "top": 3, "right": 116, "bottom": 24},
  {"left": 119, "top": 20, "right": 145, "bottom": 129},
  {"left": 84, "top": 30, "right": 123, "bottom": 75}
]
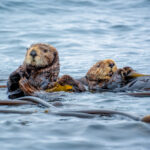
[
  {"left": 57, "top": 75, "right": 86, "bottom": 92},
  {"left": 105, "top": 66, "right": 135, "bottom": 90},
  {"left": 7, "top": 43, "right": 60, "bottom": 98},
  {"left": 86, "top": 59, "right": 117, "bottom": 90}
]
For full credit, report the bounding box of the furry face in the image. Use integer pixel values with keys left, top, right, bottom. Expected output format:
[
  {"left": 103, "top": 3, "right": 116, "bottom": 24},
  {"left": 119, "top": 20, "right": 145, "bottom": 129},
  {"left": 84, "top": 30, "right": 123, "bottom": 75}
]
[
  {"left": 86, "top": 59, "right": 117, "bottom": 81},
  {"left": 24, "top": 43, "right": 58, "bottom": 68}
]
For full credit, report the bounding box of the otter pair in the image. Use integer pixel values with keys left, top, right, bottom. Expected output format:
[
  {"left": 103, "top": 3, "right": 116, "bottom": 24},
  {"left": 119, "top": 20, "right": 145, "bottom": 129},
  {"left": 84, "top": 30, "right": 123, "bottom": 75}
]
[
  {"left": 7, "top": 43, "right": 150, "bottom": 99},
  {"left": 7, "top": 43, "right": 85, "bottom": 99}
]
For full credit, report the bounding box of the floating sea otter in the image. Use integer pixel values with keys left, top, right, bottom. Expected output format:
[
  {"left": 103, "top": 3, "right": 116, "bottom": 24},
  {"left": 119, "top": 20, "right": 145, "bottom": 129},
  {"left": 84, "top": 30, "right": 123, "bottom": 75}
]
[
  {"left": 77, "top": 59, "right": 118, "bottom": 91},
  {"left": 7, "top": 46, "right": 150, "bottom": 98},
  {"left": 7, "top": 43, "right": 60, "bottom": 99},
  {"left": 82, "top": 59, "right": 150, "bottom": 92},
  {"left": 45, "top": 59, "right": 117, "bottom": 93}
]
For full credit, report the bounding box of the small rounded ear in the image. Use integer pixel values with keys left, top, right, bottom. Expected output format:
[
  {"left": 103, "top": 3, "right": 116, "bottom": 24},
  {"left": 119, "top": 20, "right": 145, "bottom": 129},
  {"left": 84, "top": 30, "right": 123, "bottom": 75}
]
[
  {"left": 54, "top": 52, "right": 57, "bottom": 57},
  {"left": 96, "top": 64, "right": 100, "bottom": 68},
  {"left": 53, "top": 51, "right": 57, "bottom": 60},
  {"left": 50, "top": 51, "right": 57, "bottom": 65}
]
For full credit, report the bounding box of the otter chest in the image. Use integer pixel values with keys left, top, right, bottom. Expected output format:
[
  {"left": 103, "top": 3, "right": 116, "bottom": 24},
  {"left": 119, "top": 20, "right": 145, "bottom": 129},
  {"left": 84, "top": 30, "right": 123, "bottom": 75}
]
[{"left": 27, "top": 71, "right": 51, "bottom": 90}]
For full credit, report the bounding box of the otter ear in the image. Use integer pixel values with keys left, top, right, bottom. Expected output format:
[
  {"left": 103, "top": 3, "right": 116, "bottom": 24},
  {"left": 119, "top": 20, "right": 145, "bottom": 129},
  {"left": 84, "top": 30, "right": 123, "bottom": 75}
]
[
  {"left": 53, "top": 52, "right": 57, "bottom": 60},
  {"left": 96, "top": 64, "right": 101, "bottom": 68},
  {"left": 54, "top": 52, "right": 57, "bottom": 56},
  {"left": 50, "top": 51, "right": 57, "bottom": 65}
]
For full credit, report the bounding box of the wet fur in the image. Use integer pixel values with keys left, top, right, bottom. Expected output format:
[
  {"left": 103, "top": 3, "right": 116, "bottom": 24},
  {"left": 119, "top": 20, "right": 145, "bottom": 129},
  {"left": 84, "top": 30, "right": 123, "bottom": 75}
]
[
  {"left": 85, "top": 59, "right": 117, "bottom": 90},
  {"left": 57, "top": 75, "right": 86, "bottom": 92},
  {"left": 7, "top": 43, "right": 60, "bottom": 99}
]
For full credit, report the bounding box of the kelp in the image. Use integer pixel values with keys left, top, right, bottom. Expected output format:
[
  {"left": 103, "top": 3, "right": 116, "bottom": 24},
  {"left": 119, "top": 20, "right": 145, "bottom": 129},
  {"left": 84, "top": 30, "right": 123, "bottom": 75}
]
[{"left": 46, "top": 83, "right": 73, "bottom": 92}]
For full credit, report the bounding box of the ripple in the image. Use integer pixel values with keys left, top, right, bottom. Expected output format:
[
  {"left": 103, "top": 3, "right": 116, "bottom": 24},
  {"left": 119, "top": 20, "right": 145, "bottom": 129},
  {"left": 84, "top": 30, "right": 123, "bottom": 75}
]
[{"left": 0, "top": 0, "right": 150, "bottom": 149}]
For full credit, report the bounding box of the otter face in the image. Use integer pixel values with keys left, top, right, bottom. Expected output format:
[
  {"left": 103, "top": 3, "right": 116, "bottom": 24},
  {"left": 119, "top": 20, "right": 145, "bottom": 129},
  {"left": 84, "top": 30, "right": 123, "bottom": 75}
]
[
  {"left": 24, "top": 43, "right": 58, "bottom": 68},
  {"left": 86, "top": 59, "right": 117, "bottom": 81}
]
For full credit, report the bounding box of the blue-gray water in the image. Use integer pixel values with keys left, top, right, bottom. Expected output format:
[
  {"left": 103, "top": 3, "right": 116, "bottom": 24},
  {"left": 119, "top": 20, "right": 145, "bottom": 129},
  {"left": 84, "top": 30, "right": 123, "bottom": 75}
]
[{"left": 0, "top": 0, "right": 150, "bottom": 149}]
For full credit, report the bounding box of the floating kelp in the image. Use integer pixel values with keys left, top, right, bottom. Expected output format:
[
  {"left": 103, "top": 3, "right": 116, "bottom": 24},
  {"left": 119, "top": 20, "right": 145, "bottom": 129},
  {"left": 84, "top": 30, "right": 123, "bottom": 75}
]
[
  {"left": 0, "top": 79, "right": 8, "bottom": 81},
  {"left": 0, "top": 100, "right": 33, "bottom": 106},
  {"left": 127, "top": 72, "right": 150, "bottom": 78},
  {"left": 44, "top": 109, "right": 150, "bottom": 123},
  {"left": 128, "top": 92, "right": 150, "bottom": 97},
  {"left": 0, "top": 85, "right": 7, "bottom": 88},
  {"left": 17, "top": 96, "right": 52, "bottom": 108},
  {"left": 46, "top": 83, "right": 73, "bottom": 92},
  {"left": 0, "top": 109, "right": 35, "bottom": 114},
  {"left": 0, "top": 95, "right": 150, "bottom": 123}
]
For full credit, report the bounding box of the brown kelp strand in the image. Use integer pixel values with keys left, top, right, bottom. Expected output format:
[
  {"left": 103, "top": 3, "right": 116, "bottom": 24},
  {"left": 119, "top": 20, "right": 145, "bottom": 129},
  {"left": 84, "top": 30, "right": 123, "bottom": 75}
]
[
  {"left": 141, "top": 115, "right": 150, "bottom": 123},
  {"left": 0, "top": 79, "right": 8, "bottom": 81},
  {"left": 45, "top": 110, "right": 95, "bottom": 119},
  {"left": 53, "top": 112, "right": 95, "bottom": 118},
  {"left": 45, "top": 109, "right": 150, "bottom": 123},
  {"left": 0, "top": 109, "right": 36, "bottom": 114},
  {"left": 0, "top": 85, "right": 7, "bottom": 88},
  {"left": 52, "top": 102, "right": 64, "bottom": 107},
  {"left": 17, "top": 96, "right": 52, "bottom": 108},
  {"left": 69, "top": 109, "right": 141, "bottom": 121},
  {"left": 127, "top": 72, "right": 150, "bottom": 78},
  {"left": 51, "top": 102, "right": 89, "bottom": 107},
  {"left": 0, "top": 100, "right": 33, "bottom": 106},
  {"left": 73, "top": 109, "right": 150, "bottom": 123},
  {"left": 128, "top": 93, "right": 150, "bottom": 97}
]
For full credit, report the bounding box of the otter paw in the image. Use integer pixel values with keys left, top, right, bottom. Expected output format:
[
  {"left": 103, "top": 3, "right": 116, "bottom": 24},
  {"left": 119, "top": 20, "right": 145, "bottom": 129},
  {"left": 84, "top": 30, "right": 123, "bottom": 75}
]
[
  {"left": 19, "top": 77, "right": 37, "bottom": 95},
  {"left": 117, "top": 69, "right": 127, "bottom": 79}
]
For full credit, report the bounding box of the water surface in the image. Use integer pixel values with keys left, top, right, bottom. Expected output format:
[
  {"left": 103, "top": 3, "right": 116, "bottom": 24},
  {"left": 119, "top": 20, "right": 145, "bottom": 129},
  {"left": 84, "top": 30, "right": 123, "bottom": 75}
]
[{"left": 0, "top": 0, "right": 150, "bottom": 149}]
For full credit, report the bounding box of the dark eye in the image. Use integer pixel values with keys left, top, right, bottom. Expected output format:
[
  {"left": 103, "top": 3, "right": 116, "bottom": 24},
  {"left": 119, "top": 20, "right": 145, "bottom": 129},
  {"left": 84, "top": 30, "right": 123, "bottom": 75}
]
[
  {"left": 43, "top": 49, "right": 48, "bottom": 53},
  {"left": 96, "top": 64, "right": 100, "bottom": 67},
  {"left": 109, "top": 63, "right": 114, "bottom": 68}
]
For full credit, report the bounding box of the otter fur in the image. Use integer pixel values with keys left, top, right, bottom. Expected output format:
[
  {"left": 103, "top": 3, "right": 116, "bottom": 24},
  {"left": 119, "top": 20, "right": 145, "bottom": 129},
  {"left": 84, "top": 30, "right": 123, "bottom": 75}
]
[
  {"left": 78, "top": 59, "right": 118, "bottom": 91},
  {"left": 7, "top": 43, "right": 60, "bottom": 99},
  {"left": 46, "top": 75, "right": 86, "bottom": 93},
  {"left": 84, "top": 60, "right": 150, "bottom": 92}
]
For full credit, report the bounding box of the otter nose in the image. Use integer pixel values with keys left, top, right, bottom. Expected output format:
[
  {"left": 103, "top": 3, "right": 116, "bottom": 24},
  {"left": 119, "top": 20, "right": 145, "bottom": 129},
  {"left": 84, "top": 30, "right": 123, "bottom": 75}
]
[
  {"left": 109, "top": 63, "right": 114, "bottom": 68},
  {"left": 30, "top": 50, "right": 37, "bottom": 58}
]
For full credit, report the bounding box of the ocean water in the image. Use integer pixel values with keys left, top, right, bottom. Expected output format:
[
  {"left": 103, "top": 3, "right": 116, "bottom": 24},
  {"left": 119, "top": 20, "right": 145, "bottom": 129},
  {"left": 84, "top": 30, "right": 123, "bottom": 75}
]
[{"left": 0, "top": 0, "right": 150, "bottom": 149}]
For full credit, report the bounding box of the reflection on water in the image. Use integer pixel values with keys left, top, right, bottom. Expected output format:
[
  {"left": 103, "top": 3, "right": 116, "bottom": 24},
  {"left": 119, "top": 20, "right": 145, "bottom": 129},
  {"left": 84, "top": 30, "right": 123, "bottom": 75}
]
[{"left": 0, "top": 0, "right": 150, "bottom": 149}]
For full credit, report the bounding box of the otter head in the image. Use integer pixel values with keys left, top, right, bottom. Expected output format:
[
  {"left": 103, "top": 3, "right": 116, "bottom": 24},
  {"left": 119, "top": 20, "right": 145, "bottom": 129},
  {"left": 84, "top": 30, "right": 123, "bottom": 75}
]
[
  {"left": 86, "top": 59, "right": 117, "bottom": 81},
  {"left": 24, "top": 43, "right": 58, "bottom": 69}
]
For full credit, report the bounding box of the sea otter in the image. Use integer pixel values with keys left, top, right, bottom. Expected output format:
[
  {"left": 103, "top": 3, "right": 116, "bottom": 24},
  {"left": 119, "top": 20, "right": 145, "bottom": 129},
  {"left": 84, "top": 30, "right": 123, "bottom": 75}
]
[
  {"left": 45, "top": 59, "right": 117, "bottom": 93},
  {"left": 7, "top": 43, "right": 60, "bottom": 99},
  {"left": 78, "top": 59, "right": 118, "bottom": 91},
  {"left": 82, "top": 59, "right": 150, "bottom": 92}
]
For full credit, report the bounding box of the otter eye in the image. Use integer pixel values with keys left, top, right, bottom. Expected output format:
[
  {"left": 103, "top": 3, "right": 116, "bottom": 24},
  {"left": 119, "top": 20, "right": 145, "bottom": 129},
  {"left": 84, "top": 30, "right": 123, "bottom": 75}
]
[
  {"left": 43, "top": 49, "right": 48, "bottom": 53},
  {"left": 109, "top": 63, "right": 114, "bottom": 68},
  {"left": 96, "top": 64, "right": 100, "bottom": 67}
]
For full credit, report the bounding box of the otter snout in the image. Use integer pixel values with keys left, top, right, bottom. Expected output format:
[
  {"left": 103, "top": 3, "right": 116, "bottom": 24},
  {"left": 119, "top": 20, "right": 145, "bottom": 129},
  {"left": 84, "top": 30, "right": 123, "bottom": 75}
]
[
  {"left": 109, "top": 63, "right": 115, "bottom": 68},
  {"left": 30, "top": 50, "right": 37, "bottom": 58}
]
